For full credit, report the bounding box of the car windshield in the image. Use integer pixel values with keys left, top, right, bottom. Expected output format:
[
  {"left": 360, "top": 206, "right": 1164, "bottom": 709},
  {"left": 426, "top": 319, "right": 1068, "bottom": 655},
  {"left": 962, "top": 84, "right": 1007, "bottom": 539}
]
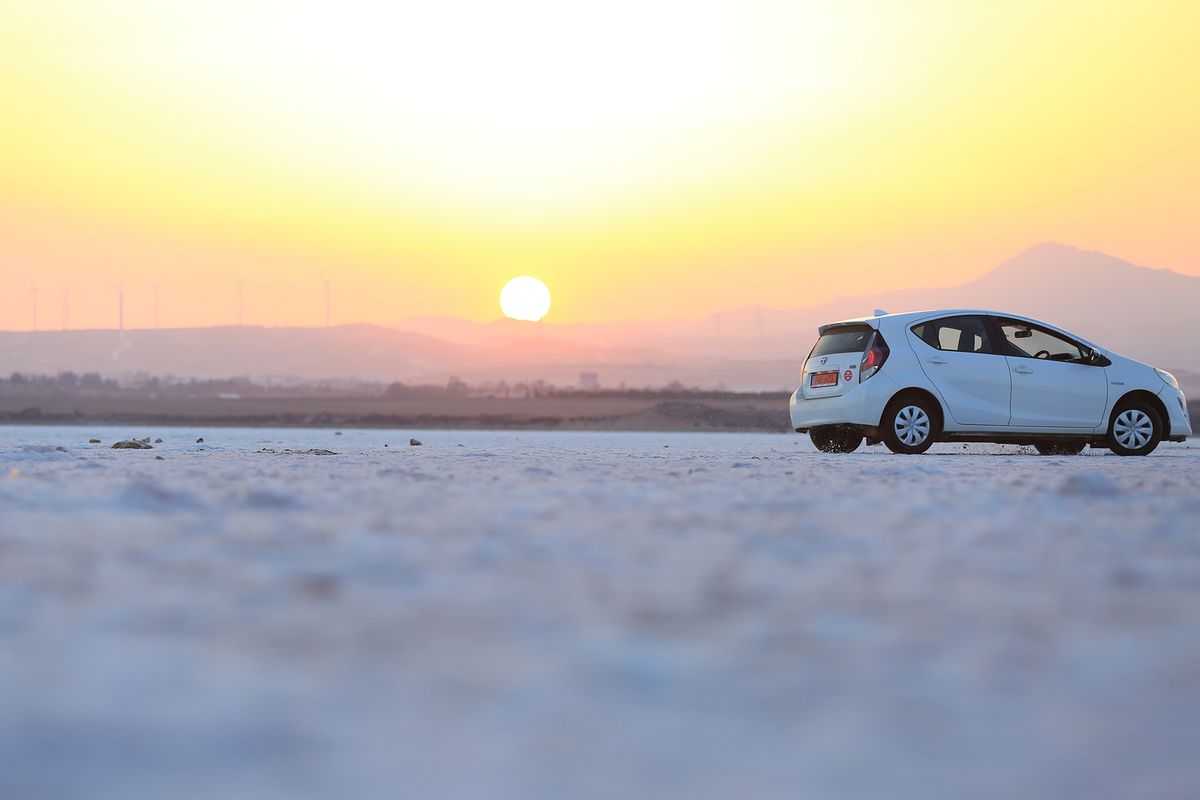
[
  {"left": 811, "top": 325, "right": 872, "bottom": 357},
  {"left": 997, "top": 319, "right": 1086, "bottom": 361}
]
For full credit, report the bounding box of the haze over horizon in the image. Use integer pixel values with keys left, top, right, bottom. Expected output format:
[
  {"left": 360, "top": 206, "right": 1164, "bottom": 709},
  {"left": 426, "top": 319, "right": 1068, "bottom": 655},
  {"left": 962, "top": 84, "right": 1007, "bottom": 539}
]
[
  {"left": 2, "top": 2, "right": 1198, "bottom": 331},
  {"left": 4, "top": 243, "right": 1199, "bottom": 390},
  {"left": 0, "top": 241, "right": 1188, "bottom": 333}
]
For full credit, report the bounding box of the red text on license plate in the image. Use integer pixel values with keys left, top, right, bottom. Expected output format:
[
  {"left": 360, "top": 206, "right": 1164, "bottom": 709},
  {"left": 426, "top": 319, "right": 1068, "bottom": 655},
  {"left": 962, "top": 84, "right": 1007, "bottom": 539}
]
[{"left": 810, "top": 370, "right": 838, "bottom": 387}]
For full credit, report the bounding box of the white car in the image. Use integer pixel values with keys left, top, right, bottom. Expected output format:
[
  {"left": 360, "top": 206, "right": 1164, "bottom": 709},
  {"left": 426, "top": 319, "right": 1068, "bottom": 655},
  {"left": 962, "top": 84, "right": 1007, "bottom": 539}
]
[{"left": 789, "top": 309, "right": 1191, "bottom": 456}]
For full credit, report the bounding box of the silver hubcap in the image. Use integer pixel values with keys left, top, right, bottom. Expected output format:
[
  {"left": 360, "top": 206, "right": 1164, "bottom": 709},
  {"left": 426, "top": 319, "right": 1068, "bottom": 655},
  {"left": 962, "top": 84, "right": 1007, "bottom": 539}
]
[
  {"left": 1113, "top": 409, "right": 1153, "bottom": 450},
  {"left": 894, "top": 405, "right": 930, "bottom": 446}
]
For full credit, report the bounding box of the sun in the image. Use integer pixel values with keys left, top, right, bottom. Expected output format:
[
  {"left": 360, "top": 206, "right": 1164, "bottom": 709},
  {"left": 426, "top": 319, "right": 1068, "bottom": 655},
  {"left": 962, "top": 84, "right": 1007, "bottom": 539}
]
[{"left": 500, "top": 276, "right": 552, "bottom": 322}]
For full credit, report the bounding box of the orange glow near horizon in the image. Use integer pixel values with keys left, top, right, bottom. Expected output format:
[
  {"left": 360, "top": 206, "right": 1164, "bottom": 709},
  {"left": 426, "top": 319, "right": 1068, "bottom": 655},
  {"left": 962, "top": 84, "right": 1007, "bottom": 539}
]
[{"left": 1, "top": 1, "right": 1197, "bottom": 331}]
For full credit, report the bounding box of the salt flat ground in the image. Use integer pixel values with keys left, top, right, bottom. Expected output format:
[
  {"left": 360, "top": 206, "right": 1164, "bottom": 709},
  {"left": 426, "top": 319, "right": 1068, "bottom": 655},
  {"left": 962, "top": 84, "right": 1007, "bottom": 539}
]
[{"left": 1, "top": 426, "right": 1199, "bottom": 800}]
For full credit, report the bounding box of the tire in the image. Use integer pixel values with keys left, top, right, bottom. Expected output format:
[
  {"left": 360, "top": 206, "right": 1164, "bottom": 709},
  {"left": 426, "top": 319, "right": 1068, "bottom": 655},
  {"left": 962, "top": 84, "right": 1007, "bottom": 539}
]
[
  {"left": 1108, "top": 400, "right": 1162, "bottom": 456},
  {"left": 1033, "top": 441, "right": 1086, "bottom": 456},
  {"left": 810, "top": 426, "right": 864, "bottom": 453},
  {"left": 881, "top": 395, "right": 939, "bottom": 454}
]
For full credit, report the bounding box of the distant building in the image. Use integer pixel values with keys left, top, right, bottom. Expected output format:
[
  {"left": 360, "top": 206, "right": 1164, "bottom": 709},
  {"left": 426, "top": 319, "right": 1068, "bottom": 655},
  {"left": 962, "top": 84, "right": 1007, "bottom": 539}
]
[{"left": 579, "top": 372, "right": 599, "bottom": 390}]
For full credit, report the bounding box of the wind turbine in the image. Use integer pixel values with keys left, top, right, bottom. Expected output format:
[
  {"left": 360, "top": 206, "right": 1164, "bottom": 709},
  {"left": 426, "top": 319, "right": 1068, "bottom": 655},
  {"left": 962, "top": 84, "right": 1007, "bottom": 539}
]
[
  {"left": 231, "top": 274, "right": 244, "bottom": 326},
  {"left": 322, "top": 277, "right": 331, "bottom": 328}
]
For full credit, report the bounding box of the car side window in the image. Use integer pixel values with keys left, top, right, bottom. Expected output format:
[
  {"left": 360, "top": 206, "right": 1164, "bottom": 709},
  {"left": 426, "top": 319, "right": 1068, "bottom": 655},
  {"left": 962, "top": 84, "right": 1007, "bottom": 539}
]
[
  {"left": 910, "top": 315, "right": 994, "bottom": 354},
  {"left": 997, "top": 319, "right": 1085, "bottom": 362}
]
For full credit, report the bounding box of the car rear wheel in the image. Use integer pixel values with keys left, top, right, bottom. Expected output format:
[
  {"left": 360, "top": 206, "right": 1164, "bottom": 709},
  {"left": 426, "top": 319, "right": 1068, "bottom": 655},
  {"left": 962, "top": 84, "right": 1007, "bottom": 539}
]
[
  {"left": 810, "top": 426, "right": 864, "bottom": 453},
  {"left": 1108, "top": 401, "right": 1162, "bottom": 456},
  {"left": 1033, "top": 441, "right": 1086, "bottom": 456},
  {"left": 881, "top": 396, "right": 938, "bottom": 455}
]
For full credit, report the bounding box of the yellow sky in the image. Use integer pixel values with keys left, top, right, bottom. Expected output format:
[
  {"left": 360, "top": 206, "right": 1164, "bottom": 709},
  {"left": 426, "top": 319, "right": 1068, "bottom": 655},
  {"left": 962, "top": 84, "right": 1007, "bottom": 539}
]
[{"left": 1, "top": 0, "right": 1197, "bottom": 330}]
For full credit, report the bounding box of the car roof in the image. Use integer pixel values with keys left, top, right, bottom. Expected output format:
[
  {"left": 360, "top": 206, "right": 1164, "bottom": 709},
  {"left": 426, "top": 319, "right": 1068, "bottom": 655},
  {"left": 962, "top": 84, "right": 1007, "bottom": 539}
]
[
  {"left": 819, "top": 309, "right": 984, "bottom": 332},
  {"left": 817, "top": 310, "right": 1102, "bottom": 348}
]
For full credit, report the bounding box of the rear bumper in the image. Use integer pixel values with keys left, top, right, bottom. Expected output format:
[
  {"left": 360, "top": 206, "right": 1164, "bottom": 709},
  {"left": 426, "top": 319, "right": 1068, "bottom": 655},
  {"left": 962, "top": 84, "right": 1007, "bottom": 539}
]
[
  {"left": 790, "top": 373, "right": 900, "bottom": 432},
  {"left": 1159, "top": 385, "right": 1192, "bottom": 440}
]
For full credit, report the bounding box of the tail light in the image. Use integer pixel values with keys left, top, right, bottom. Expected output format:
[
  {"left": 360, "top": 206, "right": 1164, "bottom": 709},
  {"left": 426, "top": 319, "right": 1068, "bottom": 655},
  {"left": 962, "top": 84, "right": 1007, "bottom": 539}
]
[{"left": 859, "top": 331, "right": 889, "bottom": 382}]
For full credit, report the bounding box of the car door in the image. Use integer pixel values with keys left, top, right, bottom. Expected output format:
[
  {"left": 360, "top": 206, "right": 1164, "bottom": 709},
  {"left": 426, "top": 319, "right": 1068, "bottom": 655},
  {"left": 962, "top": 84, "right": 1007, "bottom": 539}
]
[
  {"left": 992, "top": 316, "right": 1108, "bottom": 428},
  {"left": 907, "top": 315, "right": 1011, "bottom": 426}
]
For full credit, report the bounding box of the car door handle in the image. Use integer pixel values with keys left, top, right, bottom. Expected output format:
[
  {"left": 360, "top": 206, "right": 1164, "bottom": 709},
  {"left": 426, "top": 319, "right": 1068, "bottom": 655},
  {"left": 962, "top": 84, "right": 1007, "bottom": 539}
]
[
  {"left": 1012, "top": 365, "right": 1034, "bottom": 374},
  {"left": 926, "top": 357, "right": 949, "bottom": 365}
]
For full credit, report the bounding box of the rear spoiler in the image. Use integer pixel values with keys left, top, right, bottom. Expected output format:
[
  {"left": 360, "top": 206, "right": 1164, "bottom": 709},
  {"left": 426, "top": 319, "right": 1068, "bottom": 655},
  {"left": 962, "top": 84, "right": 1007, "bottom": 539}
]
[{"left": 817, "top": 319, "right": 880, "bottom": 336}]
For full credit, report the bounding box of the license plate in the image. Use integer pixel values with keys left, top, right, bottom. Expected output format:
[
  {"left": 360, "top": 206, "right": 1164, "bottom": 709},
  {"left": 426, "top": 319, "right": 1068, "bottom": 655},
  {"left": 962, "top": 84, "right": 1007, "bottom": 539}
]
[{"left": 810, "top": 370, "right": 838, "bottom": 387}]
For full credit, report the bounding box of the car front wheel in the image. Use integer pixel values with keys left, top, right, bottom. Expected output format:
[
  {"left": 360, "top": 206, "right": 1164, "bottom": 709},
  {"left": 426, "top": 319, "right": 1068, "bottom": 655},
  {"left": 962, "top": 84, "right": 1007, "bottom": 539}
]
[
  {"left": 881, "top": 396, "right": 938, "bottom": 455},
  {"left": 1108, "top": 401, "right": 1162, "bottom": 456}
]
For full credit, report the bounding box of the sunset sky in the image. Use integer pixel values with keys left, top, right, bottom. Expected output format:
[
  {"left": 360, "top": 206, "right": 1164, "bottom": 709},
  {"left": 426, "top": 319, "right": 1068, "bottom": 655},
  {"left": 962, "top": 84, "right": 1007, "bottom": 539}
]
[{"left": 1, "top": 1, "right": 1197, "bottom": 330}]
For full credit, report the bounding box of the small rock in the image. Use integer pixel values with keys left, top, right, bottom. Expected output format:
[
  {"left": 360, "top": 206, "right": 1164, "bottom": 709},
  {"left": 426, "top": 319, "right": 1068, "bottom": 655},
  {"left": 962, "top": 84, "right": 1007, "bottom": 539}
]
[
  {"left": 410, "top": 438, "right": 422, "bottom": 446},
  {"left": 294, "top": 574, "right": 339, "bottom": 601},
  {"left": 112, "top": 440, "right": 153, "bottom": 450},
  {"left": 88, "top": 438, "right": 101, "bottom": 444},
  {"left": 335, "top": 431, "right": 343, "bottom": 436},
  {"left": 155, "top": 455, "right": 165, "bottom": 460},
  {"left": 154, "top": 438, "right": 163, "bottom": 443},
  {"left": 384, "top": 443, "right": 389, "bottom": 447},
  {"left": 196, "top": 438, "right": 204, "bottom": 443},
  {"left": 1111, "top": 567, "right": 1141, "bottom": 587},
  {"left": 1058, "top": 472, "right": 1120, "bottom": 496}
]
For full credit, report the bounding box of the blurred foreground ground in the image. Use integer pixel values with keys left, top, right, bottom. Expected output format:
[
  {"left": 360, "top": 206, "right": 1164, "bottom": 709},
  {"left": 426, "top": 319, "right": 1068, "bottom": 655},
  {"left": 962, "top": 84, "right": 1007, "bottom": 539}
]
[{"left": 1, "top": 427, "right": 1199, "bottom": 799}]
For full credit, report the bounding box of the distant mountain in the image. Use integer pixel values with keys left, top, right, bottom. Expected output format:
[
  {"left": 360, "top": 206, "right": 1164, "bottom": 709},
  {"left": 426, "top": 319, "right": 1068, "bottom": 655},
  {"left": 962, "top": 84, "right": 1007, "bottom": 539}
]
[
  {"left": 823, "top": 242, "right": 1198, "bottom": 368},
  {"left": 0, "top": 325, "right": 468, "bottom": 382},
  {"left": 0, "top": 322, "right": 753, "bottom": 388},
  {"left": 396, "top": 242, "right": 1200, "bottom": 373},
  {"left": 2, "top": 244, "right": 1195, "bottom": 389}
]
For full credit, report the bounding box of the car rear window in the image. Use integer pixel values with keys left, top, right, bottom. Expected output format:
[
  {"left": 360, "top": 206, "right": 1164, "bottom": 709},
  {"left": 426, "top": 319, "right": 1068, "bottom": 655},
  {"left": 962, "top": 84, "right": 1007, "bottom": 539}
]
[
  {"left": 910, "top": 315, "right": 993, "bottom": 354},
  {"left": 810, "top": 324, "right": 873, "bottom": 357}
]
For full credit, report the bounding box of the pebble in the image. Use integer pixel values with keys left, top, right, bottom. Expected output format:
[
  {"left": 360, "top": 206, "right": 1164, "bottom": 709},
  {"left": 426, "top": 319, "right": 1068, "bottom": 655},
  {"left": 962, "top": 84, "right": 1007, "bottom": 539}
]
[{"left": 1058, "top": 472, "right": 1121, "bottom": 496}]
